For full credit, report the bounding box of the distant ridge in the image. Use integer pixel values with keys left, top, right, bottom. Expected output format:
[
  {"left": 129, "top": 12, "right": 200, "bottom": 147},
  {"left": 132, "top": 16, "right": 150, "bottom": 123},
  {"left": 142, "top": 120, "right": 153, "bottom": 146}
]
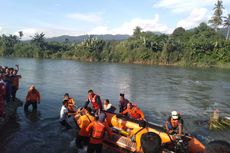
[{"left": 45, "top": 34, "right": 130, "bottom": 42}]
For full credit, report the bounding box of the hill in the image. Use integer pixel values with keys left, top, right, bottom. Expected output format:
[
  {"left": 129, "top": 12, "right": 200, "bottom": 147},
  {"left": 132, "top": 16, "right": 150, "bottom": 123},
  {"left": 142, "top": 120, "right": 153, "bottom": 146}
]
[{"left": 45, "top": 34, "right": 130, "bottom": 42}]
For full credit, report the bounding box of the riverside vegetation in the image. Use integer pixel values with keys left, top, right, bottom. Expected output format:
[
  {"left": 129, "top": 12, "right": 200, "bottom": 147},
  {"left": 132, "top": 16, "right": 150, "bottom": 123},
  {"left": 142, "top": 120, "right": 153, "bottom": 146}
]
[{"left": 0, "top": 0, "right": 230, "bottom": 68}]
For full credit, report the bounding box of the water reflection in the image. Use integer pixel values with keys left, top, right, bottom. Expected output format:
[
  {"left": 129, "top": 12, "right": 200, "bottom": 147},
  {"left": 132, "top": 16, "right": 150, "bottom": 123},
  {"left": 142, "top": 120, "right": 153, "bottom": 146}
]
[{"left": 24, "top": 110, "right": 41, "bottom": 123}]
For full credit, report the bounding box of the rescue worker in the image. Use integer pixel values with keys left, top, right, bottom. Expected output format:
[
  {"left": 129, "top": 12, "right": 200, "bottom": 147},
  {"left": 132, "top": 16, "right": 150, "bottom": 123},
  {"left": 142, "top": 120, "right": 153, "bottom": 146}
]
[
  {"left": 165, "top": 111, "right": 183, "bottom": 135},
  {"left": 24, "top": 85, "right": 40, "bottom": 111},
  {"left": 11, "top": 69, "right": 21, "bottom": 101},
  {"left": 63, "top": 93, "right": 76, "bottom": 113},
  {"left": 60, "top": 100, "right": 72, "bottom": 129},
  {"left": 4, "top": 68, "right": 12, "bottom": 102},
  {"left": 103, "top": 99, "right": 116, "bottom": 113},
  {"left": 76, "top": 107, "right": 95, "bottom": 149},
  {"left": 119, "top": 93, "right": 129, "bottom": 113},
  {"left": 121, "top": 102, "right": 145, "bottom": 120},
  {"left": 86, "top": 112, "right": 112, "bottom": 153},
  {"left": 0, "top": 75, "right": 6, "bottom": 117},
  {"left": 84, "top": 90, "right": 102, "bottom": 115}
]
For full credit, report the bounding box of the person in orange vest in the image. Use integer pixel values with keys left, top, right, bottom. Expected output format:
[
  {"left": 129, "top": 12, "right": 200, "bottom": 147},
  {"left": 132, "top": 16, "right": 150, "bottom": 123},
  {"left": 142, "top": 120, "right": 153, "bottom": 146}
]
[
  {"left": 11, "top": 69, "right": 21, "bottom": 101},
  {"left": 63, "top": 93, "right": 76, "bottom": 113},
  {"left": 165, "top": 111, "right": 183, "bottom": 135},
  {"left": 121, "top": 102, "right": 145, "bottom": 120},
  {"left": 24, "top": 85, "right": 40, "bottom": 111},
  {"left": 76, "top": 107, "right": 95, "bottom": 150},
  {"left": 84, "top": 90, "right": 102, "bottom": 115},
  {"left": 86, "top": 112, "right": 112, "bottom": 153},
  {"left": 0, "top": 75, "right": 6, "bottom": 117}
]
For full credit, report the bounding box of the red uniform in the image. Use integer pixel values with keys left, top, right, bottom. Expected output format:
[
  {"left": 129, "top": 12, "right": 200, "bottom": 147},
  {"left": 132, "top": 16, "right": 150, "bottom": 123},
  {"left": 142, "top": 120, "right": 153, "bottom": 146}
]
[
  {"left": 121, "top": 106, "right": 145, "bottom": 120},
  {"left": 0, "top": 82, "right": 6, "bottom": 117}
]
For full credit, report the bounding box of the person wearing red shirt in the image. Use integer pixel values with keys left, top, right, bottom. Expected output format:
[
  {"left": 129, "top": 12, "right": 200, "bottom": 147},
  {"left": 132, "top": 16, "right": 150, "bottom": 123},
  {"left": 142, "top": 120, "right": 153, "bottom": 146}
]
[{"left": 24, "top": 85, "right": 40, "bottom": 111}]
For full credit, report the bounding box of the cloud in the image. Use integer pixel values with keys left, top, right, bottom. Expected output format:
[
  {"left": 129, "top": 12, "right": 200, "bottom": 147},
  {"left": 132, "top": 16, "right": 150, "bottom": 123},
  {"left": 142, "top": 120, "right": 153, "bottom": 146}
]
[
  {"left": 16, "top": 27, "right": 85, "bottom": 40},
  {"left": 67, "top": 13, "right": 102, "bottom": 23},
  {"left": 176, "top": 8, "right": 208, "bottom": 29},
  {"left": 89, "top": 14, "right": 173, "bottom": 35},
  {"left": 154, "top": 0, "right": 221, "bottom": 13},
  {"left": 0, "top": 26, "right": 2, "bottom": 31}
]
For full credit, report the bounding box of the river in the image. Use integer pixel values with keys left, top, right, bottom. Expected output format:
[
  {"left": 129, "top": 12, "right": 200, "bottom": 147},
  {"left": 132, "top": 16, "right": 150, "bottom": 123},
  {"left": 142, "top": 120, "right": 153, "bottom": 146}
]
[{"left": 0, "top": 57, "right": 230, "bottom": 153}]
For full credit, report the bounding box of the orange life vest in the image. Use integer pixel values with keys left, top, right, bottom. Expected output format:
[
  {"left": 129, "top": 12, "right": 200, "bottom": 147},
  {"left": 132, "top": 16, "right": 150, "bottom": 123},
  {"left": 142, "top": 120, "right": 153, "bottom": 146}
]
[
  {"left": 67, "top": 98, "right": 75, "bottom": 112},
  {"left": 91, "top": 121, "right": 105, "bottom": 139},
  {"left": 78, "top": 114, "right": 94, "bottom": 136},
  {"left": 26, "top": 89, "right": 40, "bottom": 102},
  {"left": 88, "top": 94, "right": 100, "bottom": 110},
  {"left": 12, "top": 76, "right": 20, "bottom": 89},
  {"left": 129, "top": 106, "right": 143, "bottom": 119}
]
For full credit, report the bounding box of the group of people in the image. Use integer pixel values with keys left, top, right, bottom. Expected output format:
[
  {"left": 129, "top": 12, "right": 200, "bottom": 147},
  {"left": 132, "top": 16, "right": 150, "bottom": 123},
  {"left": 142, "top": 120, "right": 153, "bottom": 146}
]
[
  {"left": 0, "top": 65, "right": 21, "bottom": 117},
  {"left": 58, "top": 90, "right": 146, "bottom": 153},
  {"left": 58, "top": 89, "right": 186, "bottom": 153}
]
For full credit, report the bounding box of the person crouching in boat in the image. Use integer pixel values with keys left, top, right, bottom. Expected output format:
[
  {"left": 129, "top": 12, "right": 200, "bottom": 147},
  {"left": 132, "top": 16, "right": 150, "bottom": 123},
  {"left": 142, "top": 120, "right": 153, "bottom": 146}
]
[
  {"left": 76, "top": 107, "right": 95, "bottom": 150},
  {"left": 59, "top": 100, "right": 72, "bottom": 129},
  {"left": 165, "top": 111, "right": 183, "bottom": 135},
  {"left": 103, "top": 99, "right": 116, "bottom": 113},
  {"left": 24, "top": 85, "right": 40, "bottom": 112},
  {"left": 121, "top": 102, "right": 145, "bottom": 120},
  {"left": 84, "top": 89, "right": 102, "bottom": 115},
  {"left": 63, "top": 93, "right": 76, "bottom": 113},
  {"left": 86, "top": 112, "right": 112, "bottom": 153}
]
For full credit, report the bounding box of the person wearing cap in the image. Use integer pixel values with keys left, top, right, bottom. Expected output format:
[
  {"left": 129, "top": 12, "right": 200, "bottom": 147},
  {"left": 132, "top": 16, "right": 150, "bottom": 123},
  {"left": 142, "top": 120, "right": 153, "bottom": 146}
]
[
  {"left": 84, "top": 89, "right": 102, "bottom": 115},
  {"left": 63, "top": 93, "right": 76, "bottom": 113},
  {"left": 165, "top": 111, "right": 183, "bottom": 135},
  {"left": 121, "top": 102, "right": 145, "bottom": 120},
  {"left": 86, "top": 112, "right": 112, "bottom": 153},
  {"left": 119, "top": 93, "right": 129, "bottom": 113},
  {"left": 24, "top": 85, "right": 40, "bottom": 111}
]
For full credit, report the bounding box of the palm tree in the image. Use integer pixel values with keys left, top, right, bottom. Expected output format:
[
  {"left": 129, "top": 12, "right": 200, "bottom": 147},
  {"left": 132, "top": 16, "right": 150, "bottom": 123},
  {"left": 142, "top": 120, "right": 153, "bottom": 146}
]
[
  {"left": 18, "top": 31, "right": 23, "bottom": 39},
  {"left": 223, "top": 14, "right": 230, "bottom": 40},
  {"left": 209, "top": 0, "right": 224, "bottom": 31}
]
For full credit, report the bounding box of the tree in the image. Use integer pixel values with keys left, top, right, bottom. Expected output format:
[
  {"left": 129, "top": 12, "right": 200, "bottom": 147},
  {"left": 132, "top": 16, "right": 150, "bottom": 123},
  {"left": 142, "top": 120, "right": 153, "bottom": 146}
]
[
  {"left": 133, "top": 26, "right": 142, "bottom": 38},
  {"left": 209, "top": 0, "right": 224, "bottom": 31},
  {"left": 18, "top": 31, "right": 23, "bottom": 39},
  {"left": 172, "top": 27, "right": 185, "bottom": 37},
  {"left": 31, "top": 32, "right": 46, "bottom": 50},
  {"left": 223, "top": 14, "right": 230, "bottom": 40}
]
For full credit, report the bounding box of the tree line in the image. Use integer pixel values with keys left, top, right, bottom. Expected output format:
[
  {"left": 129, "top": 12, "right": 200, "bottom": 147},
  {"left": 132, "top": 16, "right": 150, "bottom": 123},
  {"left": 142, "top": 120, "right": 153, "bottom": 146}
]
[{"left": 0, "top": 0, "right": 230, "bottom": 67}]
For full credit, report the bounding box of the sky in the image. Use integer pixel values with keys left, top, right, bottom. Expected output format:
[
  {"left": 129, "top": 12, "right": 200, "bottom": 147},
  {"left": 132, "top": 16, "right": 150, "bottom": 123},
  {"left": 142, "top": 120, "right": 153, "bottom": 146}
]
[{"left": 0, "top": 0, "right": 229, "bottom": 39}]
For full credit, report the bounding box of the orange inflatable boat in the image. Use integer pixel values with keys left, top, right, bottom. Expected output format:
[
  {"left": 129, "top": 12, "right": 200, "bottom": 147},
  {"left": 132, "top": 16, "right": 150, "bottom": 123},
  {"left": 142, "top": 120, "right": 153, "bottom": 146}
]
[{"left": 103, "top": 112, "right": 205, "bottom": 153}]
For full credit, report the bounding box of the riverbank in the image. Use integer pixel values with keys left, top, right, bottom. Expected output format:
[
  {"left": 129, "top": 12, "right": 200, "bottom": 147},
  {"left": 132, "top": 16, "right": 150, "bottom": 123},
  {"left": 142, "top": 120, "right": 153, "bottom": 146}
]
[{"left": 19, "top": 55, "right": 230, "bottom": 69}]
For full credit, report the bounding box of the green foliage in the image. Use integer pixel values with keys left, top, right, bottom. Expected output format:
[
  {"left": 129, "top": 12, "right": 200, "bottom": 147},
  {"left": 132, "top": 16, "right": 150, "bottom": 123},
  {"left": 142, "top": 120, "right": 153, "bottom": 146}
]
[{"left": 0, "top": 22, "right": 230, "bottom": 67}]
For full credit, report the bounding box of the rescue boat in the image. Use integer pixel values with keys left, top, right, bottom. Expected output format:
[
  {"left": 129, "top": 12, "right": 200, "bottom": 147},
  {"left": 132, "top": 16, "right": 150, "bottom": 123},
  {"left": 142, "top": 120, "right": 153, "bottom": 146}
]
[{"left": 103, "top": 112, "right": 205, "bottom": 153}]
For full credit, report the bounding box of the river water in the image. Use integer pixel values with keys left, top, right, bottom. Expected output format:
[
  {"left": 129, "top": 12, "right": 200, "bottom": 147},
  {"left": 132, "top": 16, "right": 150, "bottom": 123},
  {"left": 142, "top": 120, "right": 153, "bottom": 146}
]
[{"left": 0, "top": 57, "right": 230, "bottom": 153}]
